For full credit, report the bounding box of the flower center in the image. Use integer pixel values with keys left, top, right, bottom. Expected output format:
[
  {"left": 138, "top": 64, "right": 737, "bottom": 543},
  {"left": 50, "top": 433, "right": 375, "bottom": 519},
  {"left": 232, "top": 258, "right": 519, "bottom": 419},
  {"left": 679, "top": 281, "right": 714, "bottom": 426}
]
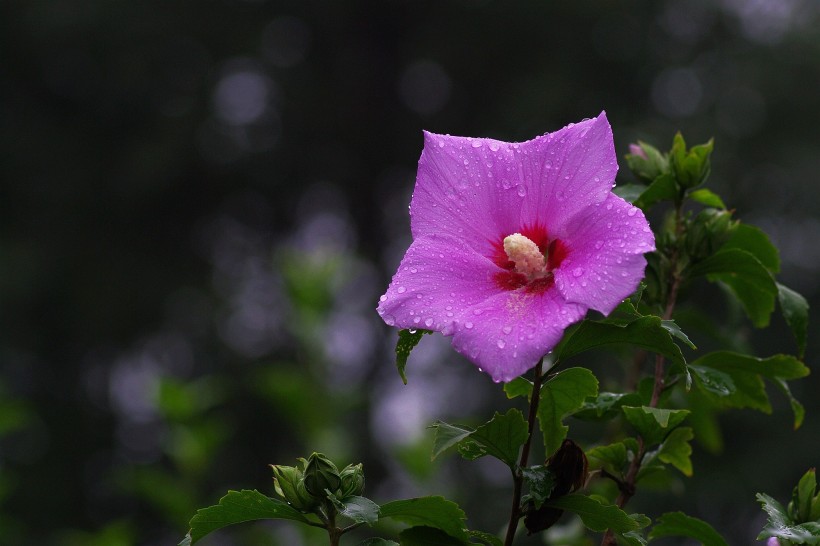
[{"left": 503, "top": 233, "right": 548, "bottom": 280}]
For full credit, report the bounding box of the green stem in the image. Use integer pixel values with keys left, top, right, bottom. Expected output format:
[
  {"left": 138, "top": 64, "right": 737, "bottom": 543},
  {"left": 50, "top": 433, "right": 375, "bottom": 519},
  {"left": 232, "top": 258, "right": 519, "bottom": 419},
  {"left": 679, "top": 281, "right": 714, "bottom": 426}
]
[{"left": 503, "top": 357, "right": 545, "bottom": 546}]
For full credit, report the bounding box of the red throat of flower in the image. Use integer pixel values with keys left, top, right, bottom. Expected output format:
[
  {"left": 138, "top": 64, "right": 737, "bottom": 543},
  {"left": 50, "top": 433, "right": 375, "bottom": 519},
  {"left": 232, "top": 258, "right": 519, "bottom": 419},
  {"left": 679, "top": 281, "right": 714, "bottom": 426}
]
[{"left": 491, "top": 225, "right": 568, "bottom": 294}]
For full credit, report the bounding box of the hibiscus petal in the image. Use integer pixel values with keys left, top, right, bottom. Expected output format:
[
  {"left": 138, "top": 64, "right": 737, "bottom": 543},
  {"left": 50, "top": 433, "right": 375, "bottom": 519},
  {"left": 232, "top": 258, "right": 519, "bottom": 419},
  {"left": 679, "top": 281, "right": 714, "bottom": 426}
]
[
  {"left": 518, "top": 112, "right": 618, "bottom": 230},
  {"left": 377, "top": 234, "right": 501, "bottom": 334},
  {"left": 554, "top": 193, "right": 656, "bottom": 315},
  {"left": 450, "top": 289, "right": 586, "bottom": 383}
]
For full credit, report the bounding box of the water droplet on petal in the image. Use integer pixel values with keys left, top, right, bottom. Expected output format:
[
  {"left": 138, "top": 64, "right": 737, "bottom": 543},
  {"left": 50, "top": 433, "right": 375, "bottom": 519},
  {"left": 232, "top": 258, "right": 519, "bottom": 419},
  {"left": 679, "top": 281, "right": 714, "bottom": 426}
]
[
  {"left": 465, "top": 322, "right": 474, "bottom": 329},
  {"left": 384, "top": 315, "right": 396, "bottom": 325},
  {"left": 413, "top": 317, "right": 421, "bottom": 324},
  {"left": 425, "top": 318, "right": 434, "bottom": 327},
  {"left": 502, "top": 326, "right": 512, "bottom": 335},
  {"left": 573, "top": 267, "right": 584, "bottom": 277},
  {"left": 497, "top": 339, "right": 506, "bottom": 349},
  {"left": 517, "top": 185, "right": 527, "bottom": 197},
  {"left": 627, "top": 207, "right": 638, "bottom": 217},
  {"left": 397, "top": 286, "right": 407, "bottom": 294},
  {"left": 379, "top": 295, "right": 387, "bottom": 302},
  {"left": 594, "top": 241, "right": 604, "bottom": 250},
  {"left": 471, "top": 140, "right": 483, "bottom": 148}
]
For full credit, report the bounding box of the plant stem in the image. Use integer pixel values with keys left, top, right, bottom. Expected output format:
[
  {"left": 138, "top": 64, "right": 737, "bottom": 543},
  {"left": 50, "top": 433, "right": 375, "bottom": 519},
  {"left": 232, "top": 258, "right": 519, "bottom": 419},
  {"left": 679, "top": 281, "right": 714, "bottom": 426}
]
[{"left": 503, "top": 357, "right": 545, "bottom": 546}]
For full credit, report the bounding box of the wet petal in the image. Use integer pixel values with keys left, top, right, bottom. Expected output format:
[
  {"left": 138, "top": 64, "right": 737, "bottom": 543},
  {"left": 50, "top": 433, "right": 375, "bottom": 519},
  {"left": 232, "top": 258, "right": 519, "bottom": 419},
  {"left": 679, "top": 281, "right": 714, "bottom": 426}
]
[
  {"left": 554, "top": 193, "right": 655, "bottom": 315},
  {"left": 450, "top": 289, "right": 586, "bottom": 383},
  {"left": 377, "top": 234, "right": 500, "bottom": 334}
]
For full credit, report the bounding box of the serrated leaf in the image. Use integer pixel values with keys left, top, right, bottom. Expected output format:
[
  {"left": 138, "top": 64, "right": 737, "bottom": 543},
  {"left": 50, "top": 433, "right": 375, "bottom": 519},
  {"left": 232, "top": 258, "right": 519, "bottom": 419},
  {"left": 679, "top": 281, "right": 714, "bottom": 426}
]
[
  {"left": 634, "top": 173, "right": 679, "bottom": 210},
  {"left": 690, "top": 248, "right": 778, "bottom": 328},
  {"left": 586, "top": 442, "right": 629, "bottom": 474},
  {"left": 690, "top": 366, "right": 736, "bottom": 396},
  {"left": 661, "top": 320, "right": 696, "bottom": 349},
  {"left": 379, "top": 496, "right": 470, "bottom": 543},
  {"left": 658, "top": 427, "right": 694, "bottom": 477},
  {"left": 186, "top": 490, "right": 309, "bottom": 544},
  {"left": 467, "top": 529, "right": 503, "bottom": 546},
  {"left": 360, "top": 539, "right": 399, "bottom": 546},
  {"left": 544, "top": 494, "right": 640, "bottom": 533},
  {"left": 471, "top": 409, "right": 529, "bottom": 466},
  {"left": 793, "top": 469, "right": 817, "bottom": 523},
  {"left": 614, "top": 183, "right": 646, "bottom": 204},
  {"left": 649, "top": 512, "right": 728, "bottom": 546},
  {"left": 333, "top": 495, "right": 380, "bottom": 525},
  {"left": 576, "top": 392, "right": 643, "bottom": 420},
  {"left": 688, "top": 188, "right": 726, "bottom": 209},
  {"left": 618, "top": 530, "right": 648, "bottom": 546},
  {"left": 622, "top": 407, "right": 689, "bottom": 447},
  {"left": 777, "top": 283, "right": 809, "bottom": 359},
  {"left": 430, "top": 422, "right": 473, "bottom": 460},
  {"left": 395, "top": 329, "right": 432, "bottom": 384},
  {"left": 724, "top": 223, "right": 780, "bottom": 273},
  {"left": 521, "top": 465, "right": 556, "bottom": 508},
  {"left": 558, "top": 316, "right": 686, "bottom": 368},
  {"left": 398, "top": 526, "right": 468, "bottom": 546},
  {"left": 773, "top": 377, "right": 806, "bottom": 430},
  {"left": 757, "top": 493, "right": 820, "bottom": 544},
  {"left": 538, "top": 368, "right": 599, "bottom": 456},
  {"left": 503, "top": 377, "right": 533, "bottom": 399}
]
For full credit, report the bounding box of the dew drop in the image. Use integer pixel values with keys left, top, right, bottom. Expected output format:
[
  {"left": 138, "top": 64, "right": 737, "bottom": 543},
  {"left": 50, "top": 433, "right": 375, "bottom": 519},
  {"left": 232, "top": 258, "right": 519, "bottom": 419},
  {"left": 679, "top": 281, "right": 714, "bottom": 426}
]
[
  {"left": 463, "top": 159, "right": 470, "bottom": 165},
  {"left": 379, "top": 295, "right": 387, "bottom": 302},
  {"left": 606, "top": 202, "right": 613, "bottom": 210},
  {"left": 594, "top": 241, "right": 604, "bottom": 250},
  {"left": 502, "top": 326, "right": 512, "bottom": 335},
  {"left": 573, "top": 267, "right": 584, "bottom": 277},
  {"left": 473, "top": 309, "right": 483, "bottom": 315},
  {"left": 465, "top": 322, "right": 474, "bottom": 329},
  {"left": 627, "top": 207, "right": 638, "bottom": 217},
  {"left": 471, "top": 140, "right": 483, "bottom": 148},
  {"left": 438, "top": 141, "right": 445, "bottom": 148},
  {"left": 425, "top": 318, "right": 434, "bottom": 327},
  {"left": 384, "top": 315, "right": 396, "bottom": 325},
  {"left": 517, "top": 185, "right": 527, "bottom": 197},
  {"left": 489, "top": 142, "right": 500, "bottom": 151},
  {"left": 497, "top": 339, "right": 506, "bottom": 349},
  {"left": 413, "top": 316, "right": 421, "bottom": 324},
  {"left": 397, "top": 286, "right": 406, "bottom": 293}
]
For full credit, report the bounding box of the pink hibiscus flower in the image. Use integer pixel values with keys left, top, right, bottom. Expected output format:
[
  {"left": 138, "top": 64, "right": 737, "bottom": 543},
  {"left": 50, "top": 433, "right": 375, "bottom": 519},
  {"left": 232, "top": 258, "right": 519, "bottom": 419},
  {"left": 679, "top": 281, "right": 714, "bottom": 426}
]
[{"left": 377, "top": 112, "right": 655, "bottom": 383}]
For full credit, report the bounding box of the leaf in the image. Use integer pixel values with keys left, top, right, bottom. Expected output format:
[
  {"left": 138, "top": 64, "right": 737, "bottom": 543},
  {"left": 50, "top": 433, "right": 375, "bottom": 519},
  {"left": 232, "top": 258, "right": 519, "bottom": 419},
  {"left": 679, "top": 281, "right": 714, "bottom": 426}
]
[
  {"left": 777, "top": 283, "right": 809, "bottom": 359},
  {"left": 661, "top": 320, "right": 696, "bottom": 349},
  {"left": 558, "top": 316, "right": 686, "bottom": 368},
  {"left": 649, "top": 512, "right": 729, "bottom": 546},
  {"left": 395, "top": 329, "right": 432, "bottom": 384},
  {"left": 430, "top": 422, "right": 473, "bottom": 460},
  {"left": 186, "top": 490, "right": 309, "bottom": 544},
  {"left": 334, "top": 495, "right": 380, "bottom": 525},
  {"left": 773, "top": 377, "right": 806, "bottom": 430},
  {"left": 398, "top": 526, "right": 468, "bottom": 546},
  {"left": 467, "top": 409, "right": 529, "bottom": 467},
  {"left": 360, "top": 539, "right": 399, "bottom": 546},
  {"left": 688, "top": 188, "right": 726, "bottom": 209},
  {"left": 723, "top": 223, "right": 780, "bottom": 273},
  {"left": 576, "top": 392, "right": 643, "bottom": 420},
  {"left": 690, "top": 248, "right": 778, "bottom": 328},
  {"left": 586, "top": 442, "right": 629, "bottom": 474},
  {"left": 503, "top": 377, "right": 533, "bottom": 399},
  {"left": 521, "top": 465, "right": 556, "bottom": 508},
  {"left": 544, "top": 494, "right": 640, "bottom": 533},
  {"left": 793, "top": 469, "right": 817, "bottom": 523},
  {"left": 757, "top": 493, "right": 820, "bottom": 543},
  {"left": 634, "top": 173, "right": 679, "bottom": 210},
  {"left": 467, "top": 530, "right": 503, "bottom": 546},
  {"left": 614, "top": 183, "right": 646, "bottom": 204},
  {"left": 622, "top": 406, "right": 689, "bottom": 446},
  {"left": 657, "top": 427, "right": 694, "bottom": 477},
  {"left": 379, "top": 497, "right": 470, "bottom": 543},
  {"left": 538, "top": 368, "right": 599, "bottom": 456},
  {"left": 690, "top": 366, "right": 736, "bottom": 396}
]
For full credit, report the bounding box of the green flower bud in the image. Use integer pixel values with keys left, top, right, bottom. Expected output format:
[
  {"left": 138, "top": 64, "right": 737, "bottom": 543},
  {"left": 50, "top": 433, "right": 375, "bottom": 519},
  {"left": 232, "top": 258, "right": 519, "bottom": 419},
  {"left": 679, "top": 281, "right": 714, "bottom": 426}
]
[
  {"left": 686, "top": 208, "right": 737, "bottom": 261},
  {"left": 626, "top": 141, "right": 669, "bottom": 183},
  {"left": 271, "top": 464, "right": 315, "bottom": 512},
  {"left": 338, "top": 463, "right": 365, "bottom": 497},
  {"left": 303, "top": 452, "right": 342, "bottom": 497},
  {"left": 670, "top": 132, "right": 714, "bottom": 189}
]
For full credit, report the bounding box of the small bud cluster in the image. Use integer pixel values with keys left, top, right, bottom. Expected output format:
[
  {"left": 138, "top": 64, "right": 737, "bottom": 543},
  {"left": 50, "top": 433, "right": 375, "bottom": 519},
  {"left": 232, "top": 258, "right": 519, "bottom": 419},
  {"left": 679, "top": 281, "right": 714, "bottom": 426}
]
[{"left": 271, "top": 453, "right": 365, "bottom": 513}]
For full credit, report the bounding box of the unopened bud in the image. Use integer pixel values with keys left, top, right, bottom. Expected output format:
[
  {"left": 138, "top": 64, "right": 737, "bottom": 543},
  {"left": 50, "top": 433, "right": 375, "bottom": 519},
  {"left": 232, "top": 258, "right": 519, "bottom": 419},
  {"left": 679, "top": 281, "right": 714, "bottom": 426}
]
[
  {"left": 271, "top": 464, "right": 315, "bottom": 512},
  {"left": 626, "top": 141, "right": 668, "bottom": 183},
  {"left": 303, "top": 453, "right": 342, "bottom": 497},
  {"left": 670, "top": 132, "right": 714, "bottom": 189},
  {"left": 339, "top": 463, "right": 365, "bottom": 497}
]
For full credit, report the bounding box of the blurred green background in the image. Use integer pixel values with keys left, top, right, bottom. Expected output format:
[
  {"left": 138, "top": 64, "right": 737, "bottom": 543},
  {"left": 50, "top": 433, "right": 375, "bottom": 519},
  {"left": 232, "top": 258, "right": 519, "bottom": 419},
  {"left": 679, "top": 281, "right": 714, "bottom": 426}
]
[{"left": 1, "top": 1, "right": 819, "bottom": 544}]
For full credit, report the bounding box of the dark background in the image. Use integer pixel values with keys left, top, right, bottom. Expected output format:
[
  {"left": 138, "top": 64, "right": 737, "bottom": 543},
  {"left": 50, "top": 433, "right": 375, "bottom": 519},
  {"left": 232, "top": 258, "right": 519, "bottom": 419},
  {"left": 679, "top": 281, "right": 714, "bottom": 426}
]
[{"left": 1, "top": 1, "right": 818, "bottom": 545}]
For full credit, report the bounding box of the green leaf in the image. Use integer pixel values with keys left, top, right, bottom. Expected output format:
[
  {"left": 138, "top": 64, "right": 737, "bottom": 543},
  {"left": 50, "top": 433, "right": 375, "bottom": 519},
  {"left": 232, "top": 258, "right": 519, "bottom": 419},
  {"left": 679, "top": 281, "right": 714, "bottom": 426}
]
[
  {"left": 690, "top": 352, "right": 809, "bottom": 418},
  {"left": 657, "top": 427, "right": 694, "bottom": 477},
  {"left": 614, "top": 183, "right": 646, "bottom": 204},
  {"left": 757, "top": 493, "right": 820, "bottom": 543},
  {"left": 661, "top": 320, "right": 696, "bottom": 349},
  {"left": 723, "top": 223, "right": 780, "bottom": 273},
  {"left": 430, "top": 422, "right": 473, "bottom": 460},
  {"left": 688, "top": 188, "right": 726, "bottom": 209},
  {"left": 690, "top": 366, "right": 736, "bottom": 396},
  {"left": 186, "top": 490, "right": 309, "bottom": 544},
  {"left": 360, "top": 539, "right": 399, "bottom": 546},
  {"left": 773, "top": 377, "right": 806, "bottom": 430},
  {"left": 538, "top": 368, "right": 599, "bottom": 456},
  {"left": 467, "top": 409, "right": 529, "bottom": 467},
  {"left": 793, "top": 469, "right": 817, "bottom": 523},
  {"left": 395, "top": 329, "right": 432, "bottom": 384},
  {"left": 777, "top": 283, "right": 809, "bottom": 359},
  {"left": 576, "top": 392, "right": 643, "bottom": 420},
  {"left": 333, "top": 495, "right": 380, "bottom": 525},
  {"left": 618, "top": 530, "right": 648, "bottom": 546},
  {"left": 544, "top": 494, "right": 640, "bottom": 533},
  {"left": 503, "top": 377, "right": 533, "bottom": 399},
  {"left": 467, "top": 530, "right": 503, "bottom": 546},
  {"left": 521, "top": 465, "right": 556, "bottom": 508},
  {"left": 398, "top": 526, "right": 467, "bottom": 546},
  {"left": 622, "top": 407, "right": 689, "bottom": 447},
  {"left": 634, "top": 173, "right": 679, "bottom": 210},
  {"left": 379, "top": 497, "right": 470, "bottom": 543},
  {"left": 649, "top": 512, "right": 728, "bottom": 546},
  {"left": 586, "top": 442, "right": 629, "bottom": 474},
  {"left": 558, "top": 316, "right": 686, "bottom": 368},
  {"left": 690, "top": 248, "right": 778, "bottom": 328}
]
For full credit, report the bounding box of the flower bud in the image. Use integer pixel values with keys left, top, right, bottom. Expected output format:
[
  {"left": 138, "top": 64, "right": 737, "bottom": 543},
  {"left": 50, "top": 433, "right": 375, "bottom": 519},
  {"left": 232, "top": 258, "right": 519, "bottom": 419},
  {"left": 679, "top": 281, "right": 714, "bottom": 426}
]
[
  {"left": 303, "top": 452, "right": 342, "bottom": 497},
  {"left": 626, "top": 141, "right": 668, "bottom": 183},
  {"left": 670, "top": 132, "right": 714, "bottom": 189},
  {"left": 686, "top": 208, "right": 737, "bottom": 262},
  {"left": 271, "top": 464, "right": 316, "bottom": 512},
  {"left": 338, "top": 463, "right": 365, "bottom": 497}
]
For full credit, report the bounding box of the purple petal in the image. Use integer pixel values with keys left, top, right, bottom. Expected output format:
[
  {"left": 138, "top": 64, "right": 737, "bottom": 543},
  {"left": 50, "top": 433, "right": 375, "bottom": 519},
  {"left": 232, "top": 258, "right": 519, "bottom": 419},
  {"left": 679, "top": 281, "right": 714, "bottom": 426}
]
[
  {"left": 451, "top": 289, "right": 586, "bottom": 383},
  {"left": 554, "top": 193, "right": 655, "bottom": 315},
  {"left": 377, "top": 234, "right": 501, "bottom": 334}
]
